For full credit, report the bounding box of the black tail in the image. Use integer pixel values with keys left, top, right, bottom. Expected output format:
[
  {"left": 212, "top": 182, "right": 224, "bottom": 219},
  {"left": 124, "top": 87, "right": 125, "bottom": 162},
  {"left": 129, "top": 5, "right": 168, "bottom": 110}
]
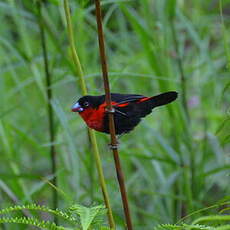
[
  {"left": 151, "top": 91, "right": 178, "bottom": 108},
  {"left": 137, "top": 91, "right": 178, "bottom": 117}
]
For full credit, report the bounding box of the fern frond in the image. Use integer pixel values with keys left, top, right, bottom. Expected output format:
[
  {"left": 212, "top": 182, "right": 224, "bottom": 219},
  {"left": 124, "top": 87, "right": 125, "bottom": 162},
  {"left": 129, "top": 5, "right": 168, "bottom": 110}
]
[
  {"left": 192, "top": 215, "right": 230, "bottom": 225},
  {"left": 215, "top": 225, "right": 230, "bottom": 230},
  {"left": 154, "top": 223, "right": 214, "bottom": 230},
  {"left": 0, "top": 203, "right": 77, "bottom": 224},
  {"left": 182, "top": 224, "right": 214, "bottom": 230},
  {"left": 0, "top": 216, "right": 70, "bottom": 230},
  {"left": 68, "top": 204, "right": 106, "bottom": 230}
]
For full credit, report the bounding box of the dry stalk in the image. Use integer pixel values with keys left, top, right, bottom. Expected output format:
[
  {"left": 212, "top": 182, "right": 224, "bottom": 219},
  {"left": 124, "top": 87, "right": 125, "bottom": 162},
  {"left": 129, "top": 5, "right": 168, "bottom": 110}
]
[{"left": 94, "top": 0, "right": 133, "bottom": 229}]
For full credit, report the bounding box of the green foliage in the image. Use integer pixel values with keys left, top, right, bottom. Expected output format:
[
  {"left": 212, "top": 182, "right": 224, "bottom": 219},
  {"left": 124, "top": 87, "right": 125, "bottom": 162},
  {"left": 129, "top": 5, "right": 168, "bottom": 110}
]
[
  {"left": 0, "top": 203, "right": 76, "bottom": 223},
  {"left": 0, "top": 203, "right": 108, "bottom": 230},
  {"left": 68, "top": 204, "right": 107, "bottom": 230},
  {"left": 0, "top": 0, "right": 229, "bottom": 229},
  {"left": 154, "top": 224, "right": 212, "bottom": 230},
  {"left": 1, "top": 203, "right": 228, "bottom": 230},
  {"left": 154, "top": 208, "right": 230, "bottom": 229},
  {"left": 0, "top": 217, "right": 67, "bottom": 230},
  {"left": 192, "top": 215, "right": 230, "bottom": 225},
  {"left": 154, "top": 214, "right": 230, "bottom": 230}
]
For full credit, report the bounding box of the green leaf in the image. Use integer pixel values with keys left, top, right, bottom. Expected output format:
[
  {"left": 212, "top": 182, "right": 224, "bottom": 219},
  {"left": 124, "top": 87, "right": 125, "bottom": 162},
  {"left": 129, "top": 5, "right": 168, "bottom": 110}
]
[{"left": 69, "top": 204, "right": 107, "bottom": 230}]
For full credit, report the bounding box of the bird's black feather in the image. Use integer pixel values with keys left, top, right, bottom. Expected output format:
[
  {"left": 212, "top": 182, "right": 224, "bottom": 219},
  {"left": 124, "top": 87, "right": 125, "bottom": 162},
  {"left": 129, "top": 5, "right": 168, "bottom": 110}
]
[{"left": 103, "top": 91, "right": 178, "bottom": 134}]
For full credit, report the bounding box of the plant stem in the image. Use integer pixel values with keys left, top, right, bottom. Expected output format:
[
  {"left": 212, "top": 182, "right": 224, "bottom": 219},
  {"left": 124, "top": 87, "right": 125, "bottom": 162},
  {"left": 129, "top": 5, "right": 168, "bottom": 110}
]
[
  {"left": 94, "top": 0, "right": 133, "bottom": 229},
  {"left": 37, "top": 1, "right": 58, "bottom": 224},
  {"left": 170, "top": 21, "right": 190, "bottom": 122},
  {"left": 63, "top": 0, "right": 87, "bottom": 95},
  {"left": 88, "top": 131, "right": 115, "bottom": 228},
  {"left": 170, "top": 16, "right": 194, "bottom": 212},
  {"left": 219, "top": 0, "right": 230, "bottom": 71},
  {"left": 63, "top": 0, "right": 115, "bottom": 228}
]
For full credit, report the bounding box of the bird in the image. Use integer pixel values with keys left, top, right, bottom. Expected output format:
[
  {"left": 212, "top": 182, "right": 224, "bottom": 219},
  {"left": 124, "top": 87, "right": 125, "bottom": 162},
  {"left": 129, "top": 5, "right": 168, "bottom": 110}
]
[{"left": 71, "top": 91, "right": 178, "bottom": 135}]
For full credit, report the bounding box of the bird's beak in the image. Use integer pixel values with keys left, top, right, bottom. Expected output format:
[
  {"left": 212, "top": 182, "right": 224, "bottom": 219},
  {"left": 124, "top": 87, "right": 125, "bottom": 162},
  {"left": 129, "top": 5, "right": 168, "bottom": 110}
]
[{"left": 71, "top": 102, "right": 84, "bottom": 112}]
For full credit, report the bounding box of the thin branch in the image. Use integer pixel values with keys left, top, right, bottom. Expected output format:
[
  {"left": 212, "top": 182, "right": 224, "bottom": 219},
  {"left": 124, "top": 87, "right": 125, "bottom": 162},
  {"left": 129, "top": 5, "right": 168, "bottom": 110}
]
[
  {"left": 94, "top": 0, "right": 133, "bottom": 229},
  {"left": 37, "top": 1, "right": 58, "bottom": 224},
  {"left": 63, "top": 0, "right": 115, "bottom": 228}
]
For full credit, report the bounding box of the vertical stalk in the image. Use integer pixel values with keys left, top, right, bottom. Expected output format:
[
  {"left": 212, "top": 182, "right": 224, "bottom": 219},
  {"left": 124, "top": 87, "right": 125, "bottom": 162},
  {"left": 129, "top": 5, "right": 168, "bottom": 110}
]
[
  {"left": 37, "top": 1, "right": 58, "bottom": 223},
  {"left": 63, "top": 0, "right": 86, "bottom": 94},
  {"left": 170, "top": 16, "right": 194, "bottom": 213},
  {"left": 219, "top": 0, "right": 230, "bottom": 71},
  {"left": 170, "top": 21, "right": 190, "bottom": 122},
  {"left": 63, "top": 0, "right": 115, "bottom": 228},
  {"left": 94, "top": 0, "right": 133, "bottom": 229}
]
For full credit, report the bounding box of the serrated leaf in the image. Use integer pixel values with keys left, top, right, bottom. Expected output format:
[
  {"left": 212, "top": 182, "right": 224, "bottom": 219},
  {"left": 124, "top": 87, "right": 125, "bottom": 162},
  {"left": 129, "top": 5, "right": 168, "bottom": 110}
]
[{"left": 69, "top": 204, "right": 106, "bottom": 230}]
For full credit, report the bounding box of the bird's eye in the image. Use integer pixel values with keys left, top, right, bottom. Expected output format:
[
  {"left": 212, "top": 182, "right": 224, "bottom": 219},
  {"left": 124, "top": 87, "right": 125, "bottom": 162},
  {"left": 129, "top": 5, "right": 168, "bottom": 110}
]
[{"left": 83, "top": 101, "right": 89, "bottom": 107}]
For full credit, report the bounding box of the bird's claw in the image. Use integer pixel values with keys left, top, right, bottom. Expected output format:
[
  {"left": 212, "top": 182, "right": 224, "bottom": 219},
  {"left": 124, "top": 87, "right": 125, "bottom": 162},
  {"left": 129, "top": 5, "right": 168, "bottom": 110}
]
[{"left": 108, "top": 142, "right": 119, "bottom": 150}]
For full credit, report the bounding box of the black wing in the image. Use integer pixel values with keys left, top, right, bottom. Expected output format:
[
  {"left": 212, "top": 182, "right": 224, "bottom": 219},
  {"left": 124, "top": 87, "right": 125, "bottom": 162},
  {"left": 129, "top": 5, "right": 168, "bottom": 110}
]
[
  {"left": 103, "top": 94, "right": 146, "bottom": 134},
  {"left": 103, "top": 92, "right": 178, "bottom": 134},
  {"left": 111, "top": 93, "right": 145, "bottom": 104}
]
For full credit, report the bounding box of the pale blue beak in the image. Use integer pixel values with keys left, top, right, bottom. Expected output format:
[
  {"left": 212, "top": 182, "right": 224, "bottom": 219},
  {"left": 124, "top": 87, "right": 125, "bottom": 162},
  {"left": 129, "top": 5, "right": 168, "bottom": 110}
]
[{"left": 71, "top": 102, "right": 83, "bottom": 112}]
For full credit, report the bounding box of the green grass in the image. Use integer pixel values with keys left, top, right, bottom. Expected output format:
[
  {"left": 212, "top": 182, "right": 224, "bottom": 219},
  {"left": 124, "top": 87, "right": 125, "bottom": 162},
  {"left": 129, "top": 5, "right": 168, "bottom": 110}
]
[{"left": 0, "top": 0, "right": 229, "bottom": 229}]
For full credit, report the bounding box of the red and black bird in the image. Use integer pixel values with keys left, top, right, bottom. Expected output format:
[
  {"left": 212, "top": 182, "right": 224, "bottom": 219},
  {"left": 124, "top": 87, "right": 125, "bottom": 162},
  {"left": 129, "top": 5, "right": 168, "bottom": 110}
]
[{"left": 72, "top": 91, "right": 178, "bottom": 135}]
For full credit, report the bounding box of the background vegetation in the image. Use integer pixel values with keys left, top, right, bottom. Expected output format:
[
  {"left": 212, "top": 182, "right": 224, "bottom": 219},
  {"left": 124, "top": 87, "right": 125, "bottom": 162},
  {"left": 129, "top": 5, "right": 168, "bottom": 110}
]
[{"left": 0, "top": 0, "right": 229, "bottom": 229}]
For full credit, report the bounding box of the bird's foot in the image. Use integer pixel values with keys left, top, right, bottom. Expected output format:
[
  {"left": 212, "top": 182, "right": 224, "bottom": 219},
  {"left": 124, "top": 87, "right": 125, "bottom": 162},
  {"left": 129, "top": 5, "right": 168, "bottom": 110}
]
[{"left": 108, "top": 141, "right": 119, "bottom": 150}]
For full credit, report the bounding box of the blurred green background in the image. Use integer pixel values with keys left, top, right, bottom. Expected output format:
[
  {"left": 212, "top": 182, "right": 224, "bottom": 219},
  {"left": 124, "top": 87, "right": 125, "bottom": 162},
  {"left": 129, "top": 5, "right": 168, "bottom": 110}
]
[{"left": 0, "top": 0, "right": 229, "bottom": 229}]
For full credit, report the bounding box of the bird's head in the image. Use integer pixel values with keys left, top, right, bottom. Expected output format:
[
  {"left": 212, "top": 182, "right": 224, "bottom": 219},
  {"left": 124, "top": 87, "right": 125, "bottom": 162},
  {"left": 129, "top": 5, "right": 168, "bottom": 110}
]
[{"left": 71, "top": 95, "right": 104, "bottom": 113}]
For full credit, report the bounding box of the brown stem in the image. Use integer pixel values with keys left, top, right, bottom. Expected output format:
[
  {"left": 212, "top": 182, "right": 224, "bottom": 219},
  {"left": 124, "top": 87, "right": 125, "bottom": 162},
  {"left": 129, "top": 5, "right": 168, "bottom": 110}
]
[{"left": 94, "top": 0, "right": 133, "bottom": 229}]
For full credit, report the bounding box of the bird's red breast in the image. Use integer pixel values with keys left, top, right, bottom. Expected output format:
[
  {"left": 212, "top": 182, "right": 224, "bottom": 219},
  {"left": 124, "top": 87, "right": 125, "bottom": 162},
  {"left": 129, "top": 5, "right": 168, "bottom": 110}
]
[
  {"left": 79, "top": 102, "right": 106, "bottom": 132},
  {"left": 78, "top": 101, "right": 128, "bottom": 132}
]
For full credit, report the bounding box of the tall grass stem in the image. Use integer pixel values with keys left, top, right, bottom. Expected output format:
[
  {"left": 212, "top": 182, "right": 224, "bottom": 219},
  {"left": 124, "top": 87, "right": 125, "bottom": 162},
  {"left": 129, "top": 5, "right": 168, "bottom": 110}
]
[
  {"left": 63, "top": 0, "right": 115, "bottom": 228},
  {"left": 170, "top": 21, "right": 190, "bottom": 122},
  {"left": 219, "top": 0, "right": 230, "bottom": 71},
  {"left": 170, "top": 15, "right": 194, "bottom": 213},
  {"left": 37, "top": 1, "right": 58, "bottom": 223}
]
